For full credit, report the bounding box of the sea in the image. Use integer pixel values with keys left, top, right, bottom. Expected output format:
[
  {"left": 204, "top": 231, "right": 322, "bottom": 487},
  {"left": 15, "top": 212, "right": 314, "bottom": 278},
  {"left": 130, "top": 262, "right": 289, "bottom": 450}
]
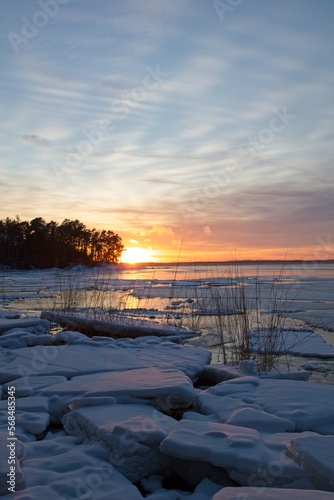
[{"left": 1, "top": 261, "right": 334, "bottom": 382}]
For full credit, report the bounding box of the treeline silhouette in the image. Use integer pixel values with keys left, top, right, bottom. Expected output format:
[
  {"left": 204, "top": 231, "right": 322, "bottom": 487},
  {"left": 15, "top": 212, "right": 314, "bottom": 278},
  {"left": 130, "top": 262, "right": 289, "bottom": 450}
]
[{"left": 0, "top": 217, "right": 124, "bottom": 269}]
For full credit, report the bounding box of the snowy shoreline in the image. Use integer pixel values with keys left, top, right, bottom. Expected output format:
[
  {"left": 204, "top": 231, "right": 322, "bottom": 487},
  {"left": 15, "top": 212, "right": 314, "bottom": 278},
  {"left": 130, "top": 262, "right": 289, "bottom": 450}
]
[{"left": 1, "top": 313, "right": 334, "bottom": 498}]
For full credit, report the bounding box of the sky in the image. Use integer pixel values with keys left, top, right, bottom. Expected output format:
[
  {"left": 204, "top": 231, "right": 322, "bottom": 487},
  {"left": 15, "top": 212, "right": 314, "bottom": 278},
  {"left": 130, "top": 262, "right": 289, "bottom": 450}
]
[{"left": 1, "top": 0, "right": 334, "bottom": 263}]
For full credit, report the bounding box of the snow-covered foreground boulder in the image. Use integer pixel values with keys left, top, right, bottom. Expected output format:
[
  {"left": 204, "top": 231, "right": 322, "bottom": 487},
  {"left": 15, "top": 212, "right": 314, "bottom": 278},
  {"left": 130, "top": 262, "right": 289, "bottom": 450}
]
[{"left": 1, "top": 317, "right": 334, "bottom": 498}]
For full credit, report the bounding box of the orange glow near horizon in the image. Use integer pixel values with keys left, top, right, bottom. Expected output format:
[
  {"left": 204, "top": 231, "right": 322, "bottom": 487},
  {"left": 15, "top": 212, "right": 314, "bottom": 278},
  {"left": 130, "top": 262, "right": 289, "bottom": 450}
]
[
  {"left": 122, "top": 247, "right": 158, "bottom": 265},
  {"left": 125, "top": 245, "right": 324, "bottom": 264}
]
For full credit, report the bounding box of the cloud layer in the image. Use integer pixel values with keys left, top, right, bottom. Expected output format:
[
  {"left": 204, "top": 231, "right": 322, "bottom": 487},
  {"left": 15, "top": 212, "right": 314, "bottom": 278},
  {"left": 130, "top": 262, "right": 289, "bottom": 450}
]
[{"left": 1, "top": 0, "right": 334, "bottom": 260}]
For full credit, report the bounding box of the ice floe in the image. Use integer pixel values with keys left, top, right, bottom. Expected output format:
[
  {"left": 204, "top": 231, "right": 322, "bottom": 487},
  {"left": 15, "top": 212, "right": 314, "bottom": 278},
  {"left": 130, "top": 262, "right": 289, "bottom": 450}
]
[
  {"left": 1, "top": 314, "right": 334, "bottom": 498},
  {"left": 250, "top": 327, "right": 334, "bottom": 358}
]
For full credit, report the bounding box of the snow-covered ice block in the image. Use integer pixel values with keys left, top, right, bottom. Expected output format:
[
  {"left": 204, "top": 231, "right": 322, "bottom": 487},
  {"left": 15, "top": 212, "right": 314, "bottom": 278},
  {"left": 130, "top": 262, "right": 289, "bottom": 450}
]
[
  {"left": 27, "top": 335, "right": 55, "bottom": 346},
  {"left": 0, "top": 397, "right": 50, "bottom": 438},
  {"left": 250, "top": 328, "right": 334, "bottom": 358},
  {"left": 160, "top": 419, "right": 271, "bottom": 477},
  {"left": 213, "top": 487, "right": 334, "bottom": 499},
  {"left": 288, "top": 435, "right": 334, "bottom": 492},
  {"left": 196, "top": 376, "right": 265, "bottom": 423},
  {"left": 160, "top": 419, "right": 316, "bottom": 488},
  {"left": 0, "top": 317, "right": 50, "bottom": 335},
  {"left": 256, "top": 379, "right": 334, "bottom": 434},
  {"left": 0, "top": 340, "right": 210, "bottom": 384},
  {"left": 106, "top": 413, "right": 177, "bottom": 482},
  {"left": 146, "top": 478, "right": 222, "bottom": 499},
  {"left": 201, "top": 362, "right": 310, "bottom": 385},
  {"left": 0, "top": 431, "right": 25, "bottom": 494},
  {"left": 0, "top": 328, "right": 54, "bottom": 349},
  {"left": 3, "top": 375, "right": 68, "bottom": 397},
  {"left": 0, "top": 310, "right": 20, "bottom": 319},
  {"left": 37, "top": 366, "right": 195, "bottom": 412},
  {"left": 63, "top": 398, "right": 176, "bottom": 446},
  {"left": 63, "top": 401, "right": 177, "bottom": 482},
  {"left": 54, "top": 329, "right": 91, "bottom": 343},
  {"left": 19, "top": 437, "right": 143, "bottom": 499},
  {"left": 225, "top": 407, "right": 295, "bottom": 433},
  {"left": 197, "top": 376, "right": 334, "bottom": 433}
]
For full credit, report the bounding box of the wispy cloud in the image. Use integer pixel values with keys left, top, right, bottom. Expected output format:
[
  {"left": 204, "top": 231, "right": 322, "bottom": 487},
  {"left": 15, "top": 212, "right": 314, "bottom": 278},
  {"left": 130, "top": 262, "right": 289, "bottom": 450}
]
[
  {"left": 22, "top": 134, "right": 51, "bottom": 148},
  {"left": 1, "top": 0, "right": 334, "bottom": 260}
]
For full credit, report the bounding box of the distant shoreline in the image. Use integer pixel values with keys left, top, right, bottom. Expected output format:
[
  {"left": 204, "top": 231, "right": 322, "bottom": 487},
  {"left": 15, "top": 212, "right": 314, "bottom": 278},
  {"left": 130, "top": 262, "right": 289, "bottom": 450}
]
[{"left": 125, "top": 259, "right": 334, "bottom": 267}]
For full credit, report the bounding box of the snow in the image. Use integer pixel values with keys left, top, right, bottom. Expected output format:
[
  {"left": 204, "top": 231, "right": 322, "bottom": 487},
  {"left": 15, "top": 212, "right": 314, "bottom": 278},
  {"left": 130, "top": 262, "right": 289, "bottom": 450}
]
[
  {"left": 3, "top": 375, "right": 68, "bottom": 398},
  {"left": 41, "top": 309, "right": 197, "bottom": 339},
  {"left": 63, "top": 400, "right": 177, "bottom": 482},
  {"left": 213, "top": 487, "right": 334, "bottom": 499},
  {"left": 196, "top": 376, "right": 334, "bottom": 433},
  {"left": 287, "top": 435, "right": 334, "bottom": 492},
  {"left": 0, "top": 432, "right": 25, "bottom": 494},
  {"left": 0, "top": 397, "right": 50, "bottom": 439},
  {"left": 0, "top": 337, "right": 211, "bottom": 384},
  {"left": 160, "top": 419, "right": 314, "bottom": 488},
  {"left": 250, "top": 328, "right": 334, "bottom": 358},
  {"left": 36, "top": 367, "right": 195, "bottom": 421},
  {"left": 1, "top": 307, "right": 334, "bottom": 497},
  {"left": 14, "top": 435, "right": 144, "bottom": 499},
  {"left": 201, "top": 361, "right": 310, "bottom": 384},
  {"left": 0, "top": 317, "right": 50, "bottom": 335}
]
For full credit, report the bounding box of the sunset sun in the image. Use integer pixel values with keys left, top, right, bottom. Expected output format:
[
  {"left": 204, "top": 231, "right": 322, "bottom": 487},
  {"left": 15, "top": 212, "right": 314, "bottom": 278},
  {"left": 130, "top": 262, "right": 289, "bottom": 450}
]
[{"left": 122, "top": 247, "right": 156, "bottom": 265}]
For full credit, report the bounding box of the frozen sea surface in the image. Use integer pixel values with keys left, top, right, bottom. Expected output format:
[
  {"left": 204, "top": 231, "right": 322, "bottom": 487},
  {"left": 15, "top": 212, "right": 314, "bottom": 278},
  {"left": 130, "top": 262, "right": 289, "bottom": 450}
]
[
  {"left": 1, "top": 264, "right": 334, "bottom": 497},
  {"left": 1, "top": 310, "right": 334, "bottom": 497}
]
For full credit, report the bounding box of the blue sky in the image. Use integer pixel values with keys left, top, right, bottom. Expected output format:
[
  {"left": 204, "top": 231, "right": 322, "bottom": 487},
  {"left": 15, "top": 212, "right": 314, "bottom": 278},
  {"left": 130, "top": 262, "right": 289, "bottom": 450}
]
[{"left": 1, "top": 0, "right": 334, "bottom": 261}]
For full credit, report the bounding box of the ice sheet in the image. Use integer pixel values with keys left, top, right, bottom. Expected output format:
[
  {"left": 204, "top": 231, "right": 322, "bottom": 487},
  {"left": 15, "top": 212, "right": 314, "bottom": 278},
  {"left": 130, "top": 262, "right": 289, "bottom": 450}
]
[
  {"left": 63, "top": 401, "right": 177, "bottom": 482},
  {"left": 18, "top": 436, "right": 144, "bottom": 499},
  {"left": 0, "top": 338, "right": 211, "bottom": 384},
  {"left": 36, "top": 366, "right": 195, "bottom": 420},
  {"left": 213, "top": 487, "right": 334, "bottom": 499},
  {"left": 288, "top": 435, "right": 334, "bottom": 491},
  {"left": 196, "top": 376, "right": 334, "bottom": 433}
]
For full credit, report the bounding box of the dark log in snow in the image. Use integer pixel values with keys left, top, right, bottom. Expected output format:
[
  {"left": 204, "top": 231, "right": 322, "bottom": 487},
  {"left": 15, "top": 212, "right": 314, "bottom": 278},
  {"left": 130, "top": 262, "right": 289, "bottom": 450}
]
[{"left": 40, "top": 310, "right": 196, "bottom": 340}]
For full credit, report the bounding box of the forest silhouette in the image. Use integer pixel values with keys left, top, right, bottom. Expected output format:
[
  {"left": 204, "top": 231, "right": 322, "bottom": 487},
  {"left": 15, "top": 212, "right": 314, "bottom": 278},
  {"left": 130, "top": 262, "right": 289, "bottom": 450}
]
[{"left": 0, "top": 217, "right": 124, "bottom": 269}]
